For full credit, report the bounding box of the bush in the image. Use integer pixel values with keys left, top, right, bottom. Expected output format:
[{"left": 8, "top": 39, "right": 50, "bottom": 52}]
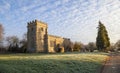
[
  {"left": 0, "top": 47, "right": 7, "bottom": 53},
  {"left": 73, "top": 42, "right": 82, "bottom": 52}
]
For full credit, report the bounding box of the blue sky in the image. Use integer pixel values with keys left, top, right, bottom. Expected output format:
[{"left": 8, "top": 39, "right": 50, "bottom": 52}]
[{"left": 0, "top": 0, "right": 120, "bottom": 44}]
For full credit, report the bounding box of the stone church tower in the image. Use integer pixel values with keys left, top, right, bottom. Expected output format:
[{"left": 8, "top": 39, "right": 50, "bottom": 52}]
[
  {"left": 27, "top": 20, "right": 48, "bottom": 52},
  {"left": 27, "top": 20, "right": 72, "bottom": 53}
]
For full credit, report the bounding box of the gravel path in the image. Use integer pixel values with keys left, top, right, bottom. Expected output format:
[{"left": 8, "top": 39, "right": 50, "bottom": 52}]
[{"left": 102, "top": 52, "right": 120, "bottom": 73}]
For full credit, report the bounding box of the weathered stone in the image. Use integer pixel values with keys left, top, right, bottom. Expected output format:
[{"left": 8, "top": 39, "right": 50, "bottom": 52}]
[{"left": 27, "top": 20, "right": 70, "bottom": 53}]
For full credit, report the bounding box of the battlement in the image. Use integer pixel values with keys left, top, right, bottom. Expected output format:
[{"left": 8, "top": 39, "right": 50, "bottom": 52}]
[
  {"left": 27, "top": 19, "right": 48, "bottom": 26},
  {"left": 27, "top": 19, "right": 71, "bottom": 53},
  {"left": 27, "top": 20, "right": 37, "bottom": 25}
]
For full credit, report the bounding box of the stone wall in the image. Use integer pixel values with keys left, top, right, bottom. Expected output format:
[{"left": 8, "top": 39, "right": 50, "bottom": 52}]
[
  {"left": 48, "top": 35, "right": 64, "bottom": 52},
  {"left": 27, "top": 20, "right": 69, "bottom": 53}
]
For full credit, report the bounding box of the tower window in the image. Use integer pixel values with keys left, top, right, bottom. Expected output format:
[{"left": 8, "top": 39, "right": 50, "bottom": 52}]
[
  {"left": 31, "top": 27, "right": 34, "bottom": 31},
  {"left": 41, "top": 28, "right": 43, "bottom": 31}
]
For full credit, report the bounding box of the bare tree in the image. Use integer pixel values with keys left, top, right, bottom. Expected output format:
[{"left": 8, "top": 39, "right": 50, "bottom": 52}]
[
  {"left": 6, "top": 36, "right": 19, "bottom": 52},
  {"left": 109, "top": 43, "right": 115, "bottom": 52},
  {"left": 19, "top": 33, "right": 27, "bottom": 52},
  {"left": 87, "top": 42, "right": 97, "bottom": 52},
  {"left": 6, "top": 36, "right": 19, "bottom": 46},
  {"left": 0, "top": 24, "right": 4, "bottom": 52},
  {"left": 115, "top": 40, "right": 120, "bottom": 51},
  {"left": 63, "top": 38, "right": 74, "bottom": 52},
  {"left": 0, "top": 24, "right": 4, "bottom": 46}
]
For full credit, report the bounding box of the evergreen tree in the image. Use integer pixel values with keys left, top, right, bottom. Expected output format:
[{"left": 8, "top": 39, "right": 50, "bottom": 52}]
[{"left": 96, "top": 21, "right": 110, "bottom": 51}]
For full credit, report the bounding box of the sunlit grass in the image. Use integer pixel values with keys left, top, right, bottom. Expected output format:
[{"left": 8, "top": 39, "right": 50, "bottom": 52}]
[{"left": 0, "top": 52, "right": 108, "bottom": 73}]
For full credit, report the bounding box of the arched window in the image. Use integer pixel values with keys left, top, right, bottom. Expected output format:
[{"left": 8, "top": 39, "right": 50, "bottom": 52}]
[{"left": 41, "top": 27, "right": 43, "bottom": 31}]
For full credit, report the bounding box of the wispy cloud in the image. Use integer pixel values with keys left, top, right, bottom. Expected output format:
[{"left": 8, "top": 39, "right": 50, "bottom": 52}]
[
  {"left": 0, "top": 0, "right": 120, "bottom": 43},
  {"left": 0, "top": 0, "right": 10, "bottom": 14}
]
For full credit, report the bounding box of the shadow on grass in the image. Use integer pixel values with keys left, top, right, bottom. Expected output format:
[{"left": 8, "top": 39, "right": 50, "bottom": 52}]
[
  {"left": 0, "top": 59, "right": 102, "bottom": 73},
  {"left": 0, "top": 52, "right": 108, "bottom": 57}
]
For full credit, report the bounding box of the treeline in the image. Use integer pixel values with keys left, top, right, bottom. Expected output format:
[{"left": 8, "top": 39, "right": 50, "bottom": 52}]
[
  {"left": 0, "top": 34, "right": 27, "bottom": 53},
  {"left": 69, "top": 40, "right": 120, "bottom": 53},
  {"left": 0, "top": 21, "right": 120, "bottom": 53},
  {"left": 0, "top": 23, "right": 28, "bottom": 53}
]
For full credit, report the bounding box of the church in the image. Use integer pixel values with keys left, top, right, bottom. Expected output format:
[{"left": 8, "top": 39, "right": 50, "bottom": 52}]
[{"left": 27, "top": 20, "right": 71, "bottom": 53}]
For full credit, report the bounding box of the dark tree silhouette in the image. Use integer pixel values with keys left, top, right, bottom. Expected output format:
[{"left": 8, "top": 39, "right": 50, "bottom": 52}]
[{"left": 96, "top": 21, "right": 110, "bottom": 51}]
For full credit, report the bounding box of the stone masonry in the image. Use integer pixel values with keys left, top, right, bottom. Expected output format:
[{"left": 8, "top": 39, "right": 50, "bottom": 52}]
[{"left": 27, "top": 20, "right": 70, "bottom": 53}]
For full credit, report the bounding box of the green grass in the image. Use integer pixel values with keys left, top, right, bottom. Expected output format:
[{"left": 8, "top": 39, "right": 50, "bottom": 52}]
[{"left": 0, "top": 52, "right": 108, "bottom": 73}]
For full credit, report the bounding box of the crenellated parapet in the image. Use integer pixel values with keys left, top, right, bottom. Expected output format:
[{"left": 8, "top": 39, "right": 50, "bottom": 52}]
[
  {"left": 27, "top": 19, "right": 48, "bottom": 28},
  {"left": 27, "top": 19, "right": 70, "bottom": 53},
  {"left": 27, "top": 19, "right": 38, "bottom": 26}
]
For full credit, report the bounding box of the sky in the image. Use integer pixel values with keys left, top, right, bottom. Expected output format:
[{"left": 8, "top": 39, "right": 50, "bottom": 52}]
[{"left": 0, "top": 0, "right": 120, "bottom": 44}]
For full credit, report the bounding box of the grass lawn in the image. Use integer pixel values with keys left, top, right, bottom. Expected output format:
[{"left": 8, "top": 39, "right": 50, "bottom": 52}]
[{"left": 0, "top": 52, "right": 108, "bottom": 73}]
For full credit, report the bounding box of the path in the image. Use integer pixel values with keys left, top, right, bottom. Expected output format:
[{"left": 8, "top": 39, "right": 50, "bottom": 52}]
[{"left": 102, "top": 52, "right": 120, "bottom": 73}]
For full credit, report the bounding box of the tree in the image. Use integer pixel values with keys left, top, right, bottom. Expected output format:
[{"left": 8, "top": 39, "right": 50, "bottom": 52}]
[
  {"left": 0, "top": 24, "right": 4, "bottom": 47},
  {"left": 73, "top": 42, "right": 82, "bottom": 51},
  {"left": 6, "top": 36, "right": 19, "bottom": 46},
  {"left": 6, "top": 36, "right": 19, "bottom": 52},
  {"left": 109, "top": 43, "right": 115, "bottom": 52},
  {"left": 63, "top": 38, "right": 74, "bottom": 52},
  {"left": 0, "top": 24, "right": 5, "bottom": 52},
  {"left": 96, "top": 21, "right": 110, "bottom": 51},
  {"left": 87, "top": 42, "right": 97, "bottom": 52},
  {"left": 19, "top": 33, "right": 27, "bottom": 53},
  {"left": 115, "top": 40, "right": 120, "bottom": 51}
]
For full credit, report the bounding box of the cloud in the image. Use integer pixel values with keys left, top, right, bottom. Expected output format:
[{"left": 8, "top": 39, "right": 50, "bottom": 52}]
[
  {"left": 0, "top": 0, "right": 120, "bottom": 44},
  {"left": 0, "top": 1, "right": 10, "bottom": 13}
]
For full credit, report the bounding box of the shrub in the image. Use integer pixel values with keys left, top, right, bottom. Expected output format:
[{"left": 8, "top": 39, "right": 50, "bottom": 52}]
[{"left": 73, "top": 42, "right": 82, "bottom": 52}]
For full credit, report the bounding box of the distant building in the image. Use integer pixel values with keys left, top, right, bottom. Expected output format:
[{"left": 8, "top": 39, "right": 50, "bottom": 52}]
[{"left": 27, "top": 20, "right": 71, "bottom": 53}]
